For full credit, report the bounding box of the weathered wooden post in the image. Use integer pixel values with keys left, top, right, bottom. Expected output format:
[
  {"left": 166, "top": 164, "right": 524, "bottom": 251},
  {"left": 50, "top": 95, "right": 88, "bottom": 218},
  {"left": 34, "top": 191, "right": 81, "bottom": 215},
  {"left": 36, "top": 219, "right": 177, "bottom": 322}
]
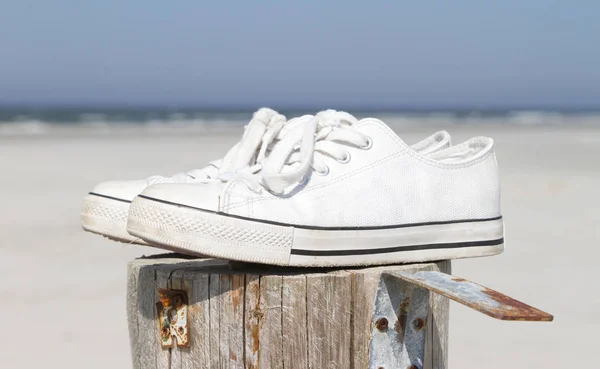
[{"left": 127, "top": 255, "right": 551, "bottom": 369}]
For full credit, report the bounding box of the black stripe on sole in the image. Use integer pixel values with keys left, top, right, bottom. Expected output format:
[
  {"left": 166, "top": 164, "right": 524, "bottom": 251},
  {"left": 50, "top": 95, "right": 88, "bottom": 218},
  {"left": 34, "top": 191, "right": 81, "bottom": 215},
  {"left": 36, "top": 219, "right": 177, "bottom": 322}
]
[
  {"left": 291, "top": 238, "right": 504, "bottom": 256},
  {"left": 138, "top": 194, "right": 502, "bottom": 231},
  {"left": 89, "top": 192, "right": 132, "bottom": 203}
]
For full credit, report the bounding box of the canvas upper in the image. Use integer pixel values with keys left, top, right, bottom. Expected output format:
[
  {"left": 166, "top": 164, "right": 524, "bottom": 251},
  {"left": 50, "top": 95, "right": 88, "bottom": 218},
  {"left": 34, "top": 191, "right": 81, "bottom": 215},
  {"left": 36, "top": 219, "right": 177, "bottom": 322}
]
[
  {"left": 139, "top": 116, "right": 500, "bottom": 228},
  {"left": 83, "top": 109, "right": 452, "bottom": 244}
]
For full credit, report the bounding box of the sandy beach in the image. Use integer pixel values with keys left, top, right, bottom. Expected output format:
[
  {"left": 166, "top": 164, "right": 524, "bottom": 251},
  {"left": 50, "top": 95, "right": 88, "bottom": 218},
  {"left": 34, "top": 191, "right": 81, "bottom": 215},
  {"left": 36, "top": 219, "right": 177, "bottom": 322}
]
[{"left": 1, "top": 124, "right": 598, "bottom": 368}]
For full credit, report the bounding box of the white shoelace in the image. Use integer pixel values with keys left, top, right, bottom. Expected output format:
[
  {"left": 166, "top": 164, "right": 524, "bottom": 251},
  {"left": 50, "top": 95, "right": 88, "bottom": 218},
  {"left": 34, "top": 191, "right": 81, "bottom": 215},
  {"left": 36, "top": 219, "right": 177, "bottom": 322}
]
[
  {"left": 217, "top": 109, "right": 288, "bottom": 174},
  {"left": 147, "top": 108, "right": 287, "bottom": 185},
  {"left": 219, "top": 110, "right": 371, "bottom": 195}
]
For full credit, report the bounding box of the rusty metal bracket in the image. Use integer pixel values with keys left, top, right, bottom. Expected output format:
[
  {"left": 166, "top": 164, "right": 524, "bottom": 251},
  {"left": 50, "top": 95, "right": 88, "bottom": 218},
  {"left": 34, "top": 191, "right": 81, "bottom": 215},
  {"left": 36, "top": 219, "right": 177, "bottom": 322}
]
[
  {"left": 392, "top": 271, "right": 553, "bottom": 321},
  {"left": 369, "top": 273, "right": 430, "bottom": 369},
  {"left": 156, "top": 289, "right": 189, "bottom": 348},
  {"left": 368, "top": 271, "right": 553, "bottom": 369}
]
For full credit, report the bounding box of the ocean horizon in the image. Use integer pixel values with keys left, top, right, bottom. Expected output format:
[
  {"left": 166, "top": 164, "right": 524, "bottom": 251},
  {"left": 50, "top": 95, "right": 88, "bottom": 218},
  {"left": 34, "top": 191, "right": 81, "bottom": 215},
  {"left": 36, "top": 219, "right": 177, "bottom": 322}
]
[{"left": 1, "top": 106, "right": 600, "bottom": 136}]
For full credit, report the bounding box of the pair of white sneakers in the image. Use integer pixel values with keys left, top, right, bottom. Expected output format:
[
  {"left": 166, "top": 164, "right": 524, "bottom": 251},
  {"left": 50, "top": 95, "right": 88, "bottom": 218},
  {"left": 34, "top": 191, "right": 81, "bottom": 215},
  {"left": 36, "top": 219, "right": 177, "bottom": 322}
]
[{"left": 82, "top": 108, "right": 504, "bottom": 267}]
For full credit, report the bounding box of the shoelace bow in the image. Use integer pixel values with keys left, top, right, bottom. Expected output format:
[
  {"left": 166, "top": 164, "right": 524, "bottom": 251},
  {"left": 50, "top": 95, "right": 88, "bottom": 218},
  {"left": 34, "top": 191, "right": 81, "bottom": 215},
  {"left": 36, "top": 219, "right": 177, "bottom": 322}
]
[
  {"left": 219, "top": 110, "right": 372, "bottom": 195},
  {"left": 217, "top": 108, "right": 288, "bottom": 174},
  {"left": 147, "top": 108, "right": 286, "bottom": 184}
]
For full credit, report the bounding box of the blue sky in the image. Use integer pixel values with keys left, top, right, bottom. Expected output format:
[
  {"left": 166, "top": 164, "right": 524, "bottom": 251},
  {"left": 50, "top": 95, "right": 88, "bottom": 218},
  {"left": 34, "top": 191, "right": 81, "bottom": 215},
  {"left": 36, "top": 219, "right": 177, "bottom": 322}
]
[{"left": 1, "top": 1, "right": 599, "bottom": 108}]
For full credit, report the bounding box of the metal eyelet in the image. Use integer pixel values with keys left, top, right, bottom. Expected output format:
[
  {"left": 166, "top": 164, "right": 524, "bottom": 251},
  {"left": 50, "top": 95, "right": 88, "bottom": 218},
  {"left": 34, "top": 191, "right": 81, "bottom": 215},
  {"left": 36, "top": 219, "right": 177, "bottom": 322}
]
[
  {"left": 315, "top": 166, "right": 330, "bottom": 176},
  {"left": 338, "top": 151, "right": 351, "bottom": 164},
  {"left": 361, "top": 137, "right": 373, "bottom": 150}
]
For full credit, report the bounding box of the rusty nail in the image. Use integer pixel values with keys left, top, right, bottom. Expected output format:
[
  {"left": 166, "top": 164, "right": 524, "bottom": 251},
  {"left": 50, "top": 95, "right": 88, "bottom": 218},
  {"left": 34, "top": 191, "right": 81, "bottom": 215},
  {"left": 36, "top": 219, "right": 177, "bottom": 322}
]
[
  {"left": 161, "top": 327, "right": 170, "bottom": 338},
  {"left": 413, "top": 318, "right": 425, "bottom": 330},
  {"left": 177, "top": 326, "right": 184, "bottom": 334},
  {"left": 377, "top": 366, "right": 385, "bottom": 369},
  {"left": 407, "top": 365, "right": 418, "bottom": 369},
  {"left": 173, "top": 295, "right": 182, "bottom": 307},
  {"left": 375, "top": 317, "right": 389, "bottom": 331}
]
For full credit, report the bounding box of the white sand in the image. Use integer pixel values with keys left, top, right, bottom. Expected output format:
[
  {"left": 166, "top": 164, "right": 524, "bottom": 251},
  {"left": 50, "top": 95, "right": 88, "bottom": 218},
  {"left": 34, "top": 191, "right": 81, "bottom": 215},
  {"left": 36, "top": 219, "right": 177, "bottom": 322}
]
[{"left": 1, "top": 125, "right": 598, "bottom": 368}]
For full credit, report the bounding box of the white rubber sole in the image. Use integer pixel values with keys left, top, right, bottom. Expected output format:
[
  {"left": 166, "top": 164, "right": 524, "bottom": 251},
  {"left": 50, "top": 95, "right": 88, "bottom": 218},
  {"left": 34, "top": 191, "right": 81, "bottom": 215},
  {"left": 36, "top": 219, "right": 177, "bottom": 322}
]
[
  {"left": 81, "top": 193, "right": 148, "bottom": 245},
  {"left": 127, "top": 195, "right": 504, "bottom": 267}
]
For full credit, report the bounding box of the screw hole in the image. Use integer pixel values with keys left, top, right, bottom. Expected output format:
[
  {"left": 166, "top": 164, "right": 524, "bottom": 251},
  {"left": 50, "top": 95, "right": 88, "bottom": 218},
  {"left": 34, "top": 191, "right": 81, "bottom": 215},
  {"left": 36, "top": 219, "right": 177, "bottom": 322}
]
[
  {"left": 413, "top": 317, "right": 425, "bottom": 330},
  {"left": 173, "top": 296, "right": 181, "bottom": 307},
  {"left": 375, "top": 317, "right": 389, "bottom": 331}
]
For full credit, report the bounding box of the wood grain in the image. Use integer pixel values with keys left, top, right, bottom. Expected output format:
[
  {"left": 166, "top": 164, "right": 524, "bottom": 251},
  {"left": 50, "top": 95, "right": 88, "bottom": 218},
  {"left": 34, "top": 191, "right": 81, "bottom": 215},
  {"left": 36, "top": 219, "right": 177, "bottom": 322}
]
[
  {"left": 181, "top": 269, "right": 210, "bottom": 369},
  {"left": 209, "top": 272, "right": 221, "bottom": 369},
  {"left": 258, "top": 275, "right": 283, "bottom": 369},
  {"left": 244, "top": 274, "right": 261, "bottom": 369},
  {"left": 128, "top": 257, "right": 451, "bottom": 369},
  {"left": 135, "top": 262, "right": 159, "bottom": 369},
  {"left": 282, "top": 275, "right": 308, "bottom": 369},
  {"left": 306, "top": 271, "right": 352, "bottom": 369}
]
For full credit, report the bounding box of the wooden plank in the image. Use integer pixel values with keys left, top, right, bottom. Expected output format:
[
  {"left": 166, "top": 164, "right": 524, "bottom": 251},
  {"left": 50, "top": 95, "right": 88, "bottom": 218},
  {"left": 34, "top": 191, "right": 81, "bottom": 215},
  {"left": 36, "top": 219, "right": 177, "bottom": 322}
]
[
  {"left": 427, "top": 260, "right": 451, "bottom": 369},
  {"left": 244, "top": 274, "right": 261, "bottom": 369},
  {"left": 282, "top": 275, "right": 308, "bottom": 369},
  {"left": 127, "top": 261, "right": 142, "bottom": 369},
  {"left": 258, "top": 275, "right": 283, "bottom": 369},
  {"left": 231, "top": 274, "right": 245, "bottom": 369},
  {"left": 135, "top": 263, "right": 159, "bottom": 369},
  {"left": 349, "top": 268, "right": 383, "bottom": 369},
  {"left": 156, "top": 267, "right": 173, "bottom": 369},
  {"left": 209, "top": 273, "right": 221, "bottom": 369},
  {"left": 307, "top": 273, "right": 328, "bottom": 369},
  {"left": 329, "top": 273, "right": 352, "bottom": 369},
  {"left": 181, "top": 270, "right": 210, "bottom": 369},
  {"left": 219, "top": 275, "right": 231, "bottom": 369},
  {"left": 307, "top": 272, "right": 352, "bottom": 369},
  {"left": 220, "top": 274, "right": 245, "bottom": 369}
]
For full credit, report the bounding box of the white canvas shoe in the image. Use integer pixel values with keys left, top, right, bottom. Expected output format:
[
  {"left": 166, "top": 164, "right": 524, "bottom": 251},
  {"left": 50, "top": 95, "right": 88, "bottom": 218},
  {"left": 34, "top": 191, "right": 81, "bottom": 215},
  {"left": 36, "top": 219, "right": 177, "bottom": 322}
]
[
  {"left": 81, "top": 108, "right": 287, "bottom": 243},
  {"left": 82, "top": 109, "right": 451, "bottom": 244},
  {"left": 127, "top": 113, "right": 502, "bottom": 266}
]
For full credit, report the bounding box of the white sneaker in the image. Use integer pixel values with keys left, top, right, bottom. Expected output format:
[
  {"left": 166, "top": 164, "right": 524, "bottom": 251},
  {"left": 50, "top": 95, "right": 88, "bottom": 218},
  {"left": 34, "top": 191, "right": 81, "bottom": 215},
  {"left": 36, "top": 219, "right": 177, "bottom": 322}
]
[
  {"left": 127, "top": 114, "right": 502, "bottom": 267},
  {"left": 82, "top": 109, "right": 451, "bottom": 244},
  {"left": 81, "top": 108, "right": 287, "bottom": 243}
]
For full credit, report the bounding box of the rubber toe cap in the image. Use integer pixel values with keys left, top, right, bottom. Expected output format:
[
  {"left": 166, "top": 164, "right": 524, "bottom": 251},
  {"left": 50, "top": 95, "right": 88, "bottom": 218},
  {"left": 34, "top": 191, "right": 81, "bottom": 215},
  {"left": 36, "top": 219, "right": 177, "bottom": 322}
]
[
  {"left": 138, "top": 182, "right": 226, "bottom": 212},
  {"left": 90, "top": 180, "right": 149, "bottom": 202}
]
